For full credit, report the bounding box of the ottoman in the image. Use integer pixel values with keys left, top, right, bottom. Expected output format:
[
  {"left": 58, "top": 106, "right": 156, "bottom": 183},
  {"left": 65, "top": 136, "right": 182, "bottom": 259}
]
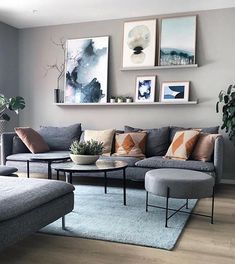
[
  {"left": 145, "top": 168, "right": 215, "bottom": 227},
  {"left": 0, "top": 165, "right": 18, "bottom": 176}
]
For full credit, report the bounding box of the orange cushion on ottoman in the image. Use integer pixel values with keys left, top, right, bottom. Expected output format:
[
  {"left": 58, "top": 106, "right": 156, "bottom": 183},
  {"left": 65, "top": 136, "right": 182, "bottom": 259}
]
[{"left": 15, "top": 127, "right": 50, "bottom": 153}]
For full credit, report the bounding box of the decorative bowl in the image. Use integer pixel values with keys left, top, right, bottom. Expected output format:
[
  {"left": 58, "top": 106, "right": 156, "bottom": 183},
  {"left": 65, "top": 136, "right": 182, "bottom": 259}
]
[{"left": 70, "top": 154, "right": 99, "bottom": 165}]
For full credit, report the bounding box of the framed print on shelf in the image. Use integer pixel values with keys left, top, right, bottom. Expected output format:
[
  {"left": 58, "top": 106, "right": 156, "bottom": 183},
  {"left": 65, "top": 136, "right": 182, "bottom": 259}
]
[
  {"left": 64, "top": 36, "right": 109, "bottom": 104},
  {"left": 159, "top": 15, "right": 196, "bottom": 66},
  {"left": 135, "top": 76, "right": 156, "bottom": 103},
  {"left": 122, "top": 19, "right": 156, "bottom": 68},
  {"left": 160, "top": 81, "right": 190, "bottom": 102}
]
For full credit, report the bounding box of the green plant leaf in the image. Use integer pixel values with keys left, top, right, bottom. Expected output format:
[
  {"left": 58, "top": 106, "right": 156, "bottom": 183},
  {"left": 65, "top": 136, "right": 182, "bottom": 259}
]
[
  {"left": 8, "top": 96, "right": 25, "bottom": 112},
  {"left": 224, "top": 95, "right": 229, "bottom": 104},
  {"left": 216, "top": 101, "right": 219, "bottom": 113},
  {"left": 227, "top": 84, "right": 233, "bottom": 94}
]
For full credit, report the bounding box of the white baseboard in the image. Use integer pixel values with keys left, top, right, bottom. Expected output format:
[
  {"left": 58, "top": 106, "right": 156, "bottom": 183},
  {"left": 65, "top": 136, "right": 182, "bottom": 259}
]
[{"left": 221, "top": 179, "right": 235, "bottom": 185}]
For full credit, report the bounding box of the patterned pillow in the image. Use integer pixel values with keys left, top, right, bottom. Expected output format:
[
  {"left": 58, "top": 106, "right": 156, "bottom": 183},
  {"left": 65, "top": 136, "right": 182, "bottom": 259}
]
[
  {"left": 113, "top": 132, "right": 147, "bottom": 157},
  {"left": 165, "top": 130, "right": 200, "bottom": 160}
]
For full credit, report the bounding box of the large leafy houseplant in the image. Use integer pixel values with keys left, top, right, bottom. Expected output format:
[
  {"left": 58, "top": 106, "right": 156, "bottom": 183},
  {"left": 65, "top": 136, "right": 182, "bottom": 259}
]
[
  {"left": 0, "top": 94, "right": 26, "bottom": 121},
  {"left": 216, "top": 84, "right": 235, "bottom": 142}
]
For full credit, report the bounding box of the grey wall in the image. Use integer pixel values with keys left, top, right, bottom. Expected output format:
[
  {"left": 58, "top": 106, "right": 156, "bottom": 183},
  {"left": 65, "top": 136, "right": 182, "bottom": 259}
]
[
  {"left": 18, "top": 8, "right": 235, "bottom": 180},
  {"left": 0, "top": 22, "right": 19, "bottom": 131}
]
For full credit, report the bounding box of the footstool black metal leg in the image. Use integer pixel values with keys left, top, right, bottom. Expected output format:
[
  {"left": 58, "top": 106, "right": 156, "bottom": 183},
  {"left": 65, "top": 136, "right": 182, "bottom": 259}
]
[
  {"left": 56, "top": 170, "right": 59, "bottom": 180},
  {"left": 62, "top": 216, "right": 66, "bottom": 230},
  {"left": 123, "top": 168, "right": 126, "bottom": 206},
  {"left": 165, "top": 187, "right": 170, "bottom": 228},
  {"left": 146, "top": 191, "right": 148, "bottom": 212},
  {"left": 186, "top": 199, "right": 189, "bottom": 209},
  {"left": 104, "top": 171, "right": 107, "bottom": 194},
  {"left": 48, "top": 161, "right": 52, "bottom": 179},
  {"left": 211, "top": 186, "right": 215, "bottom": 224}
]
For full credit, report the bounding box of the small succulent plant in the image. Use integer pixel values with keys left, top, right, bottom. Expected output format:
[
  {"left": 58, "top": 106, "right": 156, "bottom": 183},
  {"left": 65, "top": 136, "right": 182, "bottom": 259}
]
[{"left": 70, "top": 139, "right": 104, "bottom": 155}]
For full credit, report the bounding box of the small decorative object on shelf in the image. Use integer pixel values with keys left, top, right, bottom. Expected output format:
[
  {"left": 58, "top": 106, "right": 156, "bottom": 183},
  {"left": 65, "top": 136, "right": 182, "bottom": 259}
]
[
  {"left": 125, "top": 96, "right": 133, "bottom": 103},
  {"left": 117, "top": 96, "right": 125, "bottom": 103},
  {"left": 160, "top": 81, "right": 190, "bottom": 103},
  {"left": 110, "top": 96, "right": 116, "bottom": 103},
  {"left": 0, "top": 94, "right": 25, "bottom": 134},
  {"left": 216, "top": 84, "right": 235, "bottom": 143},
  {"left": 135, "top": 76, "right": 156, "bottom": 103},
  {"left": 159, "top": 16, "right": 196, "bottom": 66},
  {"left": 70, "top": 139, "right": 104, "bottom": 165}
]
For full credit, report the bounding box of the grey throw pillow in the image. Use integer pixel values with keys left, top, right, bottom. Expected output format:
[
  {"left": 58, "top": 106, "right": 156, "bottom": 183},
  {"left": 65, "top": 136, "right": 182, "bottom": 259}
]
[
  {"left": 38, "top": 123, "right": 82, "bottom": 151},
  {"left": 169, "top": 126, "right": 219, "bottom": 142},
  {"left": 124, "top": 126, "right": 170, "bottom": 157},
  {"left": 12, "top": 136, "right": 30, "bottom": 154}
]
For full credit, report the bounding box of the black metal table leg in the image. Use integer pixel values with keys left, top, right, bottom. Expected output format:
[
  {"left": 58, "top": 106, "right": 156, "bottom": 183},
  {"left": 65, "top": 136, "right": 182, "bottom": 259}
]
[
  {"left": 104, "top": 171, "right": 107, "bottom": 194},
  {"left": 56, "top": 170, "right": 59, "bottom": 180},
  {"left": 26, "top": 160, "right": 30, "bottom": 178},
  {"left": 123, "top": 168, "right": 126, "bottom": 206},
  {"left": 165, "top": 187, "right": 170, "bottom": 227},
  {"left": 211, "top": 186, "right": 215, "bottom": 224},
  {"left": 69, "top": 172, "right": 73, "bottom": 184},
  {"left": 146, "top": 191, "right": 148, "bottom": 212},
  {"left": 48, "top": 161, "right": 52, "bottom": 179},
  {"left": 186, "top": 199, "right": 189, "bottom": 209}
]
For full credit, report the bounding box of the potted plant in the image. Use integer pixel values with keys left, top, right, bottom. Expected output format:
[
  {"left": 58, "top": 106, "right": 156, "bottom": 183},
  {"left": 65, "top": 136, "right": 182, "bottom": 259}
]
[
  {"left": 125, "top": 96, "right": 133, "bottom": 103},
  {"left": 0, "top": 94, "right": 26, "bottom": 134},
  {"left": 216, "top": 84, "right": 235, "bottom": 142},
  {"left": 110, "top": 96, "right": 116, "bottom": 103},
  {"left": 117, "top": 96, "right": 124, "bottom": 103},
  {"left": 70, "top": 139, "right": 104, "bottom": 165}
]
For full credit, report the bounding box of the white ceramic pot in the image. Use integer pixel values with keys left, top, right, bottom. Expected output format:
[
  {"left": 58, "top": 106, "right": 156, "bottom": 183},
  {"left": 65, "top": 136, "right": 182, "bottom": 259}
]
[
  {"left": 117, "top": 98, "right": 123, "bottom": 103},
  {"left": 110, "top": 99, "right": 116, "bottom": 103},
  {"left": 126, "top": 98, "right": 132, "bottom": 103},
  {"left": 70, "top": 154, "right": 99, "bottom": 165}
]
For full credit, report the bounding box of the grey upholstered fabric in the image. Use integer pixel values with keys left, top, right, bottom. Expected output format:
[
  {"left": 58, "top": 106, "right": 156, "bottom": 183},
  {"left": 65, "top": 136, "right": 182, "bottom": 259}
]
[
  {"left": 145, "top": 169, "right": 215, "bottom": 199},
  {"left": 213, "top": 136, "right": 224, "bottom": 183},
  {"left": 135, "top": 156, "right": 214, "bottom": 172},
  {"left": 124, "top": 126, "right": 170, "bottom": 157},
  {"left": 1, "top": 132, "right": 15, "bottom": 165},
  {"left": 7, "top": 151, "right": 70, "bottom": 161},
  {"left": 0, "top": 192, "right": 74, "bottom": 252},
  {"left": 169, "top": 126, "right": 219, "bottom": 141},
  {"left": 0, "top": 166, "right": 18, "bottom": 175},
  {"left": 38, "top": 123, "right": 82, "bottom": 150},
  {"left": 0, "top": 176, "right": 74, "bottom": 221},
  {"left": 12, "top": 136, "right": 30, "bottom": 154}
]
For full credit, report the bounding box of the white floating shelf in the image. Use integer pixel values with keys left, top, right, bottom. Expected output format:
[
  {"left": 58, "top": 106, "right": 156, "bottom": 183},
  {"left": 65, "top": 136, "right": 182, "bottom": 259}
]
[
  {"left": 55, "top": 100, "right": 198, "bottom": 106},
  {"left": 120, "top": 64, "right": 198, "bottom": 71}
]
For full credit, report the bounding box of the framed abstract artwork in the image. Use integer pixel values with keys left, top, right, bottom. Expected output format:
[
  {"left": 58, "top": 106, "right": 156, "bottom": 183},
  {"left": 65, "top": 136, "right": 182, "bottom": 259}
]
[
  {"left": 135, "top": 76, "right": 156, "bottom": 103},
  {"left": 160, "top": 81, "right": 189, "bottom": 102},
  {"left": 122, "top": 19, "right": 156, "bottom": 68},
  {"left": 159, "top": 16, "right": 196, "bottom": 66},
  {"left": 64, "top": 36, "right": 109, "bottom": 103}
]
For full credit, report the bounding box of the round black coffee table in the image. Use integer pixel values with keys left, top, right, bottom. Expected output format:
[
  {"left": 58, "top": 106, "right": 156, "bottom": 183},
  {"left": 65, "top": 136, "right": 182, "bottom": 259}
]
[{"left": 52, "top": 160, "right": 128, "bottom": 205}]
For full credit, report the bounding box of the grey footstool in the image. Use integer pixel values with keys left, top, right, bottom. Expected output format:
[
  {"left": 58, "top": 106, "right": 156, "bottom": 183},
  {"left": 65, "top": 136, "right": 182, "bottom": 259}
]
[
  {"left": 0, "top": 165, "right": 18, "bottom": 176},
  {"left": 145, "top": 168, "right": 215, "bottom": 227}
]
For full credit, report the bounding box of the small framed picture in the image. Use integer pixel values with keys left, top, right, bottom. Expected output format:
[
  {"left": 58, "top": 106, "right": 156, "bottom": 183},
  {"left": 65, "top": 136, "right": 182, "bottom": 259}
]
[
  {"left": 135, "top": 76, "right": 156, "bottom": 102},
  {"left": 160, "top": 81, "right": 189, "bottom": 102}
]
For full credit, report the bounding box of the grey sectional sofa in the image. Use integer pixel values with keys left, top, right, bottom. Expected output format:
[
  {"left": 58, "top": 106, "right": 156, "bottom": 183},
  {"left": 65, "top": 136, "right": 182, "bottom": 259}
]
[{"left": 1, "top": 125, "right": 224, "bottom": 183}]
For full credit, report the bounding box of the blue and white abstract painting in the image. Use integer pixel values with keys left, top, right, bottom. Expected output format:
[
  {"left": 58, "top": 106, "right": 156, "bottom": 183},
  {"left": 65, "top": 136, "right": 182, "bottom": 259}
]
[
  {"left": 136, "top": 76, "right": 156, "bottom": 102},
  {"left": 65, "top": 36, "right": 109, "bottom": 103},
  {"left": 161, "top": 81, "right": 189, "bottom": 102},
  {"left": 159, "top": 16, "right": 196, "bottom": 66}
]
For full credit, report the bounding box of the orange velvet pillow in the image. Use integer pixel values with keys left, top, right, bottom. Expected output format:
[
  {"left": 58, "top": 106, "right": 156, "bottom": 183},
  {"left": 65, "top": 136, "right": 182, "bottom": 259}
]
[
  {"left": 191, "top": 133, "right": 219, "bottom": 162},
  {"left": 15, "top": 127, "right": 50, "bottom": 154}
]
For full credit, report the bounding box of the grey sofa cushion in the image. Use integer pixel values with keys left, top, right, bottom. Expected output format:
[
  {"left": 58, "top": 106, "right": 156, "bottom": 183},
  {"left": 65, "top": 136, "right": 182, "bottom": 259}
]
[
  {"left": 100, "top": 156, "right": 141, "bottom": 167},
  {"left": 170, "top": 126, "right": 219, "bottom": 142},
  {"left": 12, "top": 136, "right": 30, "bottom": 154},
  {"left": 0, "top": 176, "right": 74, "bottom": 222},
  {"left": 135, "top": 156, "right": 214, "bottom": 172},
  {"left": 124, "top": 126, "right": 170, "bottom": 157},
  {"left": 7, "top": 151, "right": 70, "bottom": 161},
  {"left": 0, "top": 165, "right": 18, "bottom": 175},
  {"left": 38, "top": 123, "right": 82, "bottom": 151}
]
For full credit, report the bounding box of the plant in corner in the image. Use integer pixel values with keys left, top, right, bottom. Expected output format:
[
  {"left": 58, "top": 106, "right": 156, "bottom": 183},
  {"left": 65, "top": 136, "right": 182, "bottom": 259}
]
[
  {"left": 216, "top": 84, "right": 235, "bottom": 142},
  {"left": 0, "top": 94, "right": 26, "bottom": 133},
  {"left": 70, "top": 139, "right": 104, "bottom": 165}
]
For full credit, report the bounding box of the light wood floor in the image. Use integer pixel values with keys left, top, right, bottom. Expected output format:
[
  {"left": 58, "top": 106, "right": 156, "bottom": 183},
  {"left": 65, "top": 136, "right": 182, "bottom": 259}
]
[{"left": 0, "top": 177, "right": 234, "bottom": 264}]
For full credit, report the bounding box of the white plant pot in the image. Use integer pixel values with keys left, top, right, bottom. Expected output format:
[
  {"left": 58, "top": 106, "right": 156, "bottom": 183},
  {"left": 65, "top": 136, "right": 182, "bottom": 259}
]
[
  {"left": 70, "top": 154, "right": 99, "bottom": 165},
  {"left": 117, "top": 99, "right": 123, "bottom": 103},
  {"left": 0, "top": 120, "right": 7, "bottom": 134},
  {"left": 126, "top": 99, "right": 132, "bottom": 103},
  {"left": 110, "top": 99, "right": 116, "bottom": 103}
]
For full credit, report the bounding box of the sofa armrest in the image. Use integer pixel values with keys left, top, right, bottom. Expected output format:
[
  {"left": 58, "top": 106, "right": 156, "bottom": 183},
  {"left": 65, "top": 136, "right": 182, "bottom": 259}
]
[
  {"left": 214, "top": 135, "right": 224, "bottom": 184},
  {"left": 1, "top": 132, "right": 16, "bottom": 165}
]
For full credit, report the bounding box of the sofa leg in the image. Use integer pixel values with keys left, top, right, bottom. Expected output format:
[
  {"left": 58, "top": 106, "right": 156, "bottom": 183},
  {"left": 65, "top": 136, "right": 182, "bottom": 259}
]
[
  {"left": 165, "top": 187, "right": 170, "bottom": 228},
  {"left": 62, "top": 216, "right": 66, "bottom": 230},
  {"left": 211, "top": 186, "right": 215, "bottom": 224}
]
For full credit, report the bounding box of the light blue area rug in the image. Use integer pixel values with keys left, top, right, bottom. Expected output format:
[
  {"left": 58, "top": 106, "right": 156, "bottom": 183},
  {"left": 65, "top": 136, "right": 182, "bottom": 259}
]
[{"left": 41, "top": 185, "right": 197, "bottom": 250}]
